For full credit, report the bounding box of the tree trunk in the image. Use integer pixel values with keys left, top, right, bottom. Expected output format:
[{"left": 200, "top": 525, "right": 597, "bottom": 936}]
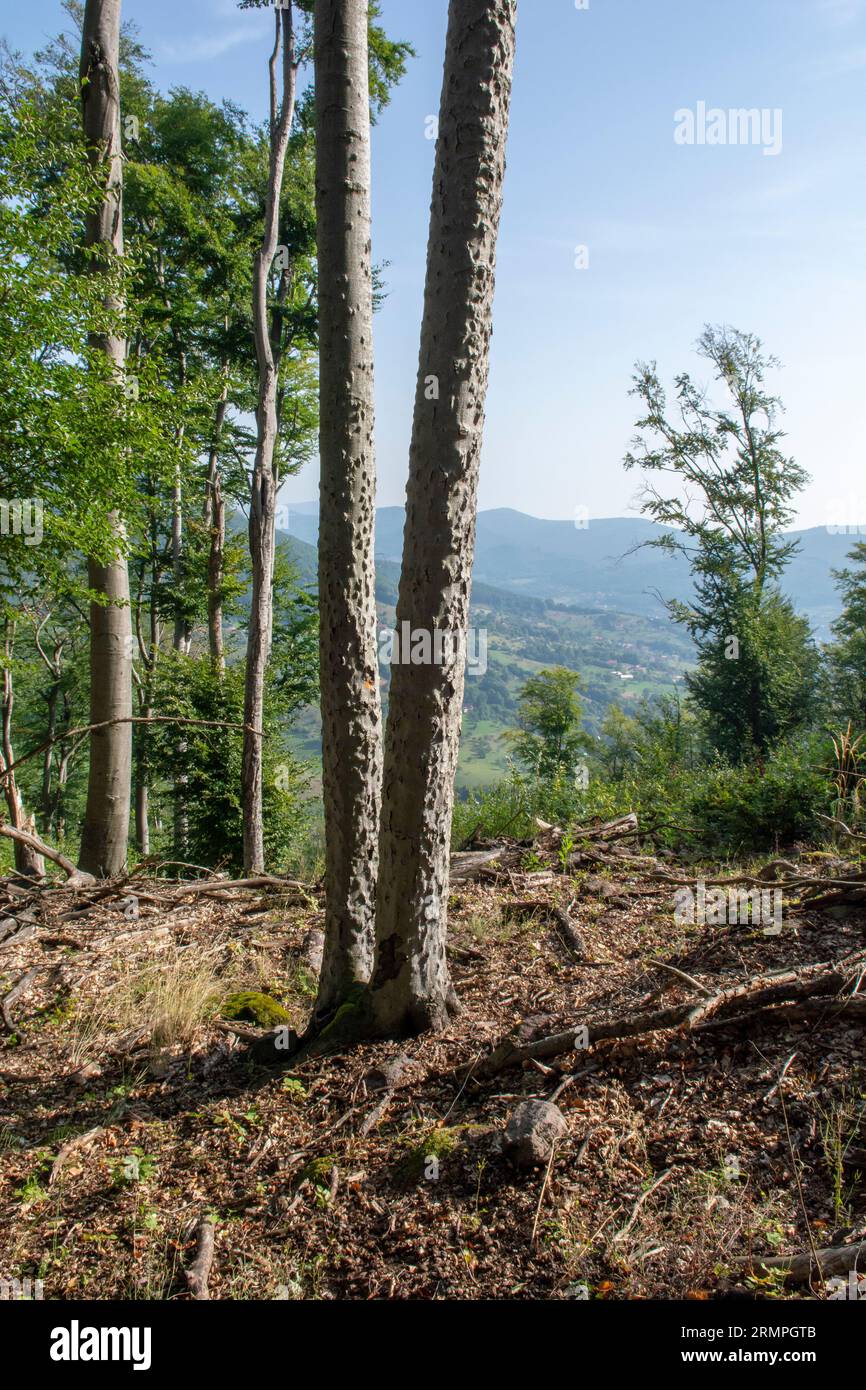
[
  {"left": 204, "top": 384, "right": 228, "bottom": 672},
  {"left": 1, "top": 626, "right": 44, "bottom": 877},
  {"left": 135, "top": 771, "right": 149, "bottom": 856},
  {"left": 369, "top": 0, "right": 517, "bottom": 1035},
  {"left": 40, "top": 665, "right": 60, "bottom": 825},
  {"left": 313, "top": 0, "right": 383, "bottom": 1017},
  {"left": 241, "top": 5, "right": 297, "bottom": 874},
  {"left": 78, "top": 0, "right": 132, "bottom": 878}
]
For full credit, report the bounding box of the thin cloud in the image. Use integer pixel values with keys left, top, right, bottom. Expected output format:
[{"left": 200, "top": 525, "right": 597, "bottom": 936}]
[
  {"left": 160, "top": 20, "right": 271, "bottom": 65},
  {"left": 818, "top": 0, "right": 865, "bottom": 26},
  {"left": 808, "top": 43, "right": 866, "bottom": 78}
]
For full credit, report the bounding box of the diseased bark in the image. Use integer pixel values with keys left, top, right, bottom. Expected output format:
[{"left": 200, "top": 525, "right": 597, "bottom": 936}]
[
  {"left": 369, "top": 0, "right": 518, "bottom": 1035},
  {"left": 78, "top": 0, "right": 133, "bottom": 878},
  {"left": 242, "top": 4, "right": 297, "bottom": 873},
  {"left": 313, "top": 0, "right": 383, "bottom": 1016}
]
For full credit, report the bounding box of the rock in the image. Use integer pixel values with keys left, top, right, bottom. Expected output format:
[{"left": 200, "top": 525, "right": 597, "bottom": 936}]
[
  {"left": 364, "top": 1053, "right": 409, "bottom": 1093},
  {"left": 582, "top": 875, "right": 618, "bottom": 900},
  {"left": 503, "top": 1100, "right": 568, "bottom": 1169},
  {"left": 299, "top": 929, "right": 324, "bottom": 976}
]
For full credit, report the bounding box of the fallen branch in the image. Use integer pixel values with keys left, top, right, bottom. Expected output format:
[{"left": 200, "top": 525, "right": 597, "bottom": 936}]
[
  {"left": 736, "top": 1241, "right": 866, "bottom": 1285},
  {"left": 153, "top": 874, "right": 311, "bottom": 900},
  {"left": 0, "top": 912, "right": 38, "bottom": 949},
  {"left": 646, "top": 958, "right": 714, "bottom": 998},
  {"left": 549, "top": 905, "right": 589, "bottom": 962},
  {"left": 463, "top": 951, "right": 866, "bottom": 1080},
  {"left": 449, "top": 848, "right": 505, "bottom": 881},
  {"left": 0, "top": 966, "right": 38, "bottom": 1033},
  {"left": 358, "top": 1055, "right": 410, "bottom": 1138},
  {"left": 614, "top": 1168, "right": 674, "bottom": 1244},
  {"left": 694, "top": 996, "right": 866, "bottom": 1033},
  {"left": 185, "top": 1217, "right": 216, "bottom": 1300},
  {"left": 0, "top": 823, "right": 94, "bottom": 886},
  {"left": 49, "top": 1126, "right": 104, "bottom": 1186}
]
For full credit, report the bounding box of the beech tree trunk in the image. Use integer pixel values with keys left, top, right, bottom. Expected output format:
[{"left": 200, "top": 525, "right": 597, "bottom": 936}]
[
  {"left": 78, "top": 0, "right": 133, "bottom": 878},
  {"left": 1, "top": 625, "right": 44, "bottom": 877},
  {"left": 241, "top": 4, "right": 297, "bottom": 873},
  {"left": 313, "top": 0, "right": 383, "bottom": 1017},
  {"left": 369, "top": 0, "right": 517, "bottom": 1035},
  {"left": 204, "top": 384, "right": 228, "bottom": 672}
]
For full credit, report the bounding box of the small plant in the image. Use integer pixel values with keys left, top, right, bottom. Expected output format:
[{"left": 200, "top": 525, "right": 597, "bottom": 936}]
[
  {"left": 818, "top": 1089, "right": 865, "bottom": 1226},
  {"left": 396, "top": 1125, "right": 462, "bottom": 1183},
  {"left": 557, "top": 831, "right": 575, "bottom": 872},
  {"left": 300, "top": 1155, "right": 338, "bottom": 1209},
  {"left": 280, "top": 1077, "right": 308, "bottom": 1103},
  {"left": 111, "top": 1148, "right": 158, "bottom": 1187},
  {"left": 16, "top": 1173, "right": 49, "bottom": 1207}
]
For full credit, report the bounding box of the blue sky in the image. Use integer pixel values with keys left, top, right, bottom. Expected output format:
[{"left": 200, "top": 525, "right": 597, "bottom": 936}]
[{"left": 6, "top": 0, "right": 866, "bottom": 527}]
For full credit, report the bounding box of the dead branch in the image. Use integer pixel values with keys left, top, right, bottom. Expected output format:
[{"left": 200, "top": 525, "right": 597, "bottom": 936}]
[
  {"left": 0, "top": 912, "right": 38, "bottom": 949},
  {"left": 0, "top": 966, "right": 38, "bottom": 1033},
  {"left": 736, "top": 1241, "right": 866, "bottom": 1284},
  {"left": 185, "top": 1216, "right": 216, "bottom": 1300},
  {"left": 49, "top": 1126, "right": 104, "bottom": 1186},
  {"left": 449, "top": 849, "right": 505, "bottom": 881},
  {"left": 463, "top": 950, "right": 866, "bottom": 1080},
  {"left": 549, "top": 904, "right": 589, "bottom": 961},
  {"left": 0, "top": 823, "right": 94, "bottom": 885}
]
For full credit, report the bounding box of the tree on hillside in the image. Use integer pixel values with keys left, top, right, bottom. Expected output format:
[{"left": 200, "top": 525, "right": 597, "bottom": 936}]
[
  {"left": 624, "top": 326, "right": 816, "bottom": 761},
  {"left": 366, "top": 0, "right": 519, "bottom": 1037},
  {"left": 598, "top": 703, "right": 639, "bottom": 782},
  {"left": 239, "top": 0, "right": 302, "bottom": 873},
  {"left": 507, "top": 668, "right": 591, "bottom": 781},
  {"left": 826, "top": 541, "right": 866, "bottom": 731},
  {"left": 77, "top": 0, "right": 133, "bottom": 877},
  {"left": 313, "top": 0, "right": 383, "bottom": 1017},
  {"left": 687, "top": 585, "right": 819, "bottom": 762}
]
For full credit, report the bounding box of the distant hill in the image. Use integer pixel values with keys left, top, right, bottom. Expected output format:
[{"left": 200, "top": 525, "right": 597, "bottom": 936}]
[
  {"left": 278, "top": 504, "right": 861, "bottom": 637},
  {"left": 261, "top": 506, "right": 861, "bottom": 790}
]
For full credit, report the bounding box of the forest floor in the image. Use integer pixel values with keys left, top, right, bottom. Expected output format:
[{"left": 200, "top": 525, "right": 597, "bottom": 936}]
[{"left": 1, "top": 831, "right": 865, "bottom": 1301}]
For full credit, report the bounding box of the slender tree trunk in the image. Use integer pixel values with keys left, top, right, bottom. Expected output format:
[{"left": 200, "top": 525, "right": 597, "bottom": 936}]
[
  {"left": 369, "top": 0, "right": 517, "bottom": 1035},
  {"left": 78, "top": 0, "right": 132, "bottom": 878},
  {"left": 1, "top": 625, "right": 44, "bottom": 877},
  {"left": 41, "top": 671, "right": 60, "bottom": 824},
  {"left": 204, "top": 382, "right": 228, "bottom": 672},
  {"left": 313, "top": 0, "right": 383, "bottom": 1017},
  {"left": 135, "top": 767, "right": 149, "bottom": 855},
  {"left": 242, "top": 5, "right": 297, "bottom": 873}
]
